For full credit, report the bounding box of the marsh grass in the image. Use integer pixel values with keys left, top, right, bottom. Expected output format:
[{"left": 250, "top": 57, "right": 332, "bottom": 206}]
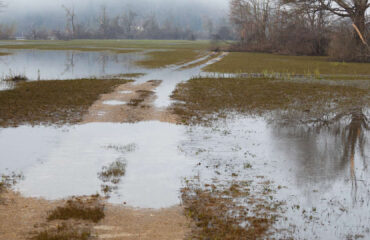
[
  {"left": 98, "top": 159, "right": 126, "bottom": 195},
  {"left": 47, "top": 196, "right": 104, "bottom": 223},
  {"left": 136, "top": 49, "right": 206, "bottom": 68},
  {"left": 182, "top": 180, "right": 284, "bottom": 240},
  {"left": 204, "top": 52, "right": 370, "bottom": 75},
  {"left": 3, "top": 74, "right": 28, "bottom": 82},
  {"left": 0, "top": 172, "right": 23, "bottom": 196},
  {"left": 0, "top": 79, "right": 130, "bottom": 127},
  {"left": 171, "top": 77, "right": 369, "bottom": 124},
  {"left": 31, "top": 223, "right": 91, "bottom": 240}
]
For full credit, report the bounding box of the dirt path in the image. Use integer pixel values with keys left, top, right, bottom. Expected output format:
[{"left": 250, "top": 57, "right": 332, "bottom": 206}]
[
  {"left": 82, "top": 80, "right": 178, "bottom": 124},
  {"left": 0, "top": 191, "right": 189, "bottom": 240}
]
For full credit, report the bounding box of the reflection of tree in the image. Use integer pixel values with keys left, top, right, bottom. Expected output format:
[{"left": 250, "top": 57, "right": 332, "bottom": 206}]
[
  {"left": 61, "top": 52, "right": 75, "bottom": 76},
  {"left": 272, "top": 108, "right": 368, "bottom": 203}
]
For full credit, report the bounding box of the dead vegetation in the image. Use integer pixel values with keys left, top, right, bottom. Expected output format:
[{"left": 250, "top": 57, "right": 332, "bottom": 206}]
[
  {"left": 0, "top": 79, "right": 130, "bottom": 127},
  {"left": 182, "top": 180, "right": 285, "bottom": 239},
  {"left": 3, "top": 74, "right": 28, "bottom": 82},
  {"left": 30, "top": 223, "right": 92, "bottom": 240},
  {"left": 47, "top": 195, "right": 105, "bottom": 223}
]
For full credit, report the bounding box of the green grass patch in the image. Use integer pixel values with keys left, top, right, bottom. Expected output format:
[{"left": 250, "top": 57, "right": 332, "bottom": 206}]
[
  {"left": 137, "top": 49, "right": 206, "bottom": 68},
  {"left": 204, "top": 52, "right": 370, "bottom": 75},
  {"left": 171, "top": 77, "right": 369, "bottom": 124},
  {"left": 0, "top": 79, "right": 130, "bottom": 127},
  {"left": 47, "top": 196, "right": 104, "bottom": 223}
]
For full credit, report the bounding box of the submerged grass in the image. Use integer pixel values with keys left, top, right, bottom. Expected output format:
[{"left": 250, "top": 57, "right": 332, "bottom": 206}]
[
  {"left": 137, "top": 49, "right": 206, "bottom": 68},
  {"left": 204, "top": 52, "right": 370, "bottom": 75},
  {"left": 0, "top": 78, "right": 130, "bottom": 127},
  {"left": 171, "top": 77, "right": 369, "bottom": 124},
  {"left": 47, "top": 196, "right": 105, "bottom": 223},
  {"left": 182, "top": 180, "right": 284, "bottom": 240}
]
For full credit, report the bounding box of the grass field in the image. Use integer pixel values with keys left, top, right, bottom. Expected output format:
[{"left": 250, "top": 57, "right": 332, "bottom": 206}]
[
  {"left": 204, "top": 52, "right": 370, "bottom": 77},
  {"left": 0, "top": 39, "right": 220, "bottom": 51},
  {"left": 137, "top": 49, "right": 207, "bottom": 68},
  {"left": 171, "top": 77, "right": 369, "bottom": 124},
  {"left": 0, "top": 79, "right": 130, "bottom": 127}
]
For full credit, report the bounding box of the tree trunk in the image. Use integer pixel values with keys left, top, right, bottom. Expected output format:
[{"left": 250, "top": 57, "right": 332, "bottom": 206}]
[{"left": 352, "top": 9, "right": 366, "bottom": 45}]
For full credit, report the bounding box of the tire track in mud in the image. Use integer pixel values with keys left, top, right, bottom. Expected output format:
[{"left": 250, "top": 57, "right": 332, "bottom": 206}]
[{"left": 82, "top": 80, "right": 178, "bottom": 124}]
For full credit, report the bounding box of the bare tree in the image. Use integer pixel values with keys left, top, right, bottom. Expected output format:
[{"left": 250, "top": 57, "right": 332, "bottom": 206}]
[
  {"left": 62, "top": 5, "right": 76, "bottom": 37},
  {"left": 296, "top": 0, "right": 369, "bottom": 44}
]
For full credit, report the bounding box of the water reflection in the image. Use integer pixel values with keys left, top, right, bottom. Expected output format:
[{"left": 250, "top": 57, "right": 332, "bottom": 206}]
[
  {"left": 272, "top": 109, "right": 369, "bottom": 203},
  {"left": 0, "top": 49, "right": 147, "bottom": 83}
]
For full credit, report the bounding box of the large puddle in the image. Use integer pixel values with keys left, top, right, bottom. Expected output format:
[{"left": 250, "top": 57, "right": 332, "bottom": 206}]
[
  {"left": 0, "top": 111, "right": 368, "bottom": 237},
  {"left": 0, "top": 49, "right": 147, "bottom": 82},
  {"left": 0, "top": 121, "right": 196, "bottom": 209}
]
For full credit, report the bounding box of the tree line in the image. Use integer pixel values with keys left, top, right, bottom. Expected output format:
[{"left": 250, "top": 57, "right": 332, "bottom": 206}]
[
  {"left": 0, "top": 3, "right": 233, "bottom": 42},
  {"left": 229, "top": 0, "right": 369, "bottom": 61}
]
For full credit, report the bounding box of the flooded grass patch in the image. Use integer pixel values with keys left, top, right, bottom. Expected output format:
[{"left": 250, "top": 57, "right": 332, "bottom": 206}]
[
  {"left": 137, "top": 49, "right": 206, "bottom": 68},
  {"left": 182, "top": 180, "right": 285, "bottom": 239},
  {"left": 0, "top": 79, "right": 130, "bottom": 127},
  {"left": 204, "top": 52, "right": 370, "bottom": 75},
  {"left": 47, "top": 195, "right": 105, "bottom": 223},
  {"left": 3, "top": 73, "right": 28, "bottom": 82},
  {"left": 171, "top": 77, "right": 369, "bottom": 124}
]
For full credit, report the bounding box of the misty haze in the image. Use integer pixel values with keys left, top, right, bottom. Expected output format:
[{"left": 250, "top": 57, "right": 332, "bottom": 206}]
[{"left": 0, "top": 0, "right": 369, "bottom": 239}]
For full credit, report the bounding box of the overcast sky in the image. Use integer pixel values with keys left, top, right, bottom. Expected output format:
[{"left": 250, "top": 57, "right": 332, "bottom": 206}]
[{"left": 0, "top": 0, "right": 230, "bottom": 34}]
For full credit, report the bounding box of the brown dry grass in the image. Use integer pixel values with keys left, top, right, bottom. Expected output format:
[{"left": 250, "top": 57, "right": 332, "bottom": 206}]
[
  {"left": 47, "top": 196, "right": 105, "bottom": 223},
  {"left": 0, "top": 79, "right": 130, "bottom": 127},
  {"left": 181, "top": 181, "right": 284, "bottom": 240}
]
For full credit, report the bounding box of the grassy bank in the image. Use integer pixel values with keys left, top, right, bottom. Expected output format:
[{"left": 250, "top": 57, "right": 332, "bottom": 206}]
[
  {"left": 0, "top": 79, "right": 130, "bottom": 127},
  {"left": 137, "top": 49, "right": 207, "bottom": 68},
  {"left": 171, "top": 77, "right": 369, "bottom": 124},
  {"left": 204, "top": 52, "right": 370, "bottom": 77}
]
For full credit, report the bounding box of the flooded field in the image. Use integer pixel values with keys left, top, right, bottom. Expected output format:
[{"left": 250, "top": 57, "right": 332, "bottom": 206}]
[
  {"left": 0, "top": 49, "right": 147, "bottom": 81},
  {"left": 0, "top": 42, "right": 369, "bottom": 240}
]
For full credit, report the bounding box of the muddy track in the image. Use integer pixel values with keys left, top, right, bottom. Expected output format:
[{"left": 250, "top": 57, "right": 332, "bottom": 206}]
[{"left": 82, "top": 80, "right": 178, "bottom": 124}]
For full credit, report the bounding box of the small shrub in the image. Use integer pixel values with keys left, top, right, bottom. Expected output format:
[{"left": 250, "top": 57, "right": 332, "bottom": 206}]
[{"left": 47, "top": 196, "right": 105, "bottom": 223}]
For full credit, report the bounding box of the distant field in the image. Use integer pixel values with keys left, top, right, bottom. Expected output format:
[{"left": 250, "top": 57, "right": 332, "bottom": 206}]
[
  {"left": 136, "top": 49, "right": 208, "bottom": 68},
  {"left": 204, "top": 52, "right": 370, "bottom": 76},
  {"left": 0, "top": 39, "right": 220, "bottom": 51},
  {"left": 0, "top": 39, "right": 223, "bottom": 69}
]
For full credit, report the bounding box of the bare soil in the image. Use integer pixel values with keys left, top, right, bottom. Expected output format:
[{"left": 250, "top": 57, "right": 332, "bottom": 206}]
[
  {"left": 0, "top": 191, "right": 189, "bottom": 240},
  {"left": 83, "top": 81, "right": 178, "bottom": 124}
]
